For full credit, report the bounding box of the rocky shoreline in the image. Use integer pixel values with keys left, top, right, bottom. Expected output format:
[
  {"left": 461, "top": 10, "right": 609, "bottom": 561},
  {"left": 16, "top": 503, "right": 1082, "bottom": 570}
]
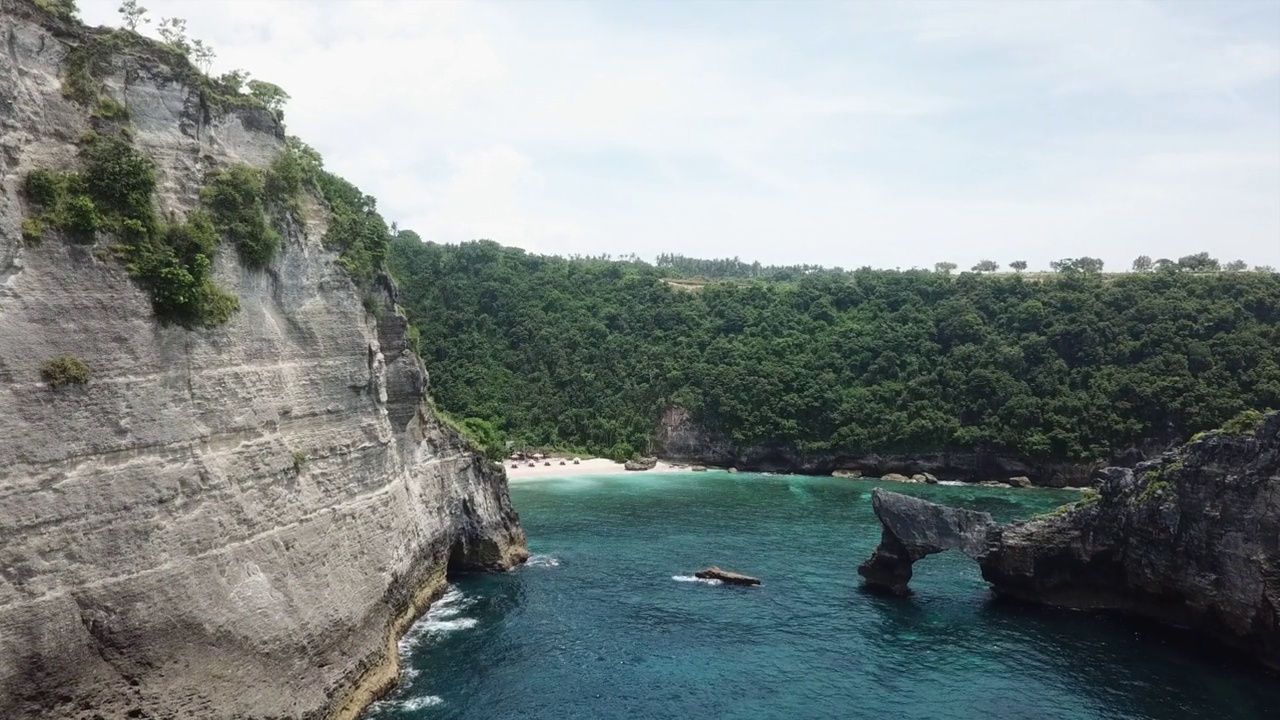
[
  {"left": 859, "top": 411, "right": 1280, "bottom": 671},
  {"left": 653, "top": 407, "right": 1156, "bottom": 488}
]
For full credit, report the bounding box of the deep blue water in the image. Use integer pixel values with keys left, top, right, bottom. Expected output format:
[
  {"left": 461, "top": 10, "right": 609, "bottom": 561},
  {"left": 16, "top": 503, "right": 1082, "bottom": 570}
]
[{"left": 369, "top": 472, "right": 1280, "bottom": 719}]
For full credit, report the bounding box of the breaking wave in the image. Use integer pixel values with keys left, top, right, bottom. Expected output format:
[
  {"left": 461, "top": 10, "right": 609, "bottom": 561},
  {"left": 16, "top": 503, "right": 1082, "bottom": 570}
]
[
  {"left": 398, "top": 585, "right": 478, "bottom": 654},
  {"left": 671, "top": 575, "right": 723, "bottom": 585},
  {"left": 400, "top": 695, "right": 444, "bottom": 711},
  {"left": 526, "top": 554, "right": 561, "bottom": 568}
]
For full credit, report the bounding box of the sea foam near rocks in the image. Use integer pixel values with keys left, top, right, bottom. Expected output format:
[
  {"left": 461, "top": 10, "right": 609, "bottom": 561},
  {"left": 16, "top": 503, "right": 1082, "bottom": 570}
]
[
  {"left": 401, "top": 695, "right": 445, "bottom": 711},
  {"left": 672, "top": 575, "right": 723, "bottom": 585},
  {"left": 399, "top": 586, "right": 479, "bottom": 654}
]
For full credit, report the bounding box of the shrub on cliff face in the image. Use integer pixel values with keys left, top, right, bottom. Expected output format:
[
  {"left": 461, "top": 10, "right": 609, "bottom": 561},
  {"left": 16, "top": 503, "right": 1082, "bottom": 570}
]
[
  {"left": 34, "top": 0, "right": 79, "bottom": 22},
  {"left": 22, "top": 133, "right": 242, "bottom": 327},
  {"left": 82, "top": 132, "right": 157, "bottom": 231},
  {"left": 201, "top": 166, "right": 280, "bottom": 268},
  {"left": 41, "top": 355, "right": 91, "bottom": 388},
  {"left": 123, "top": 213, "right": 240, "bottom": 327},
  {"left": 270, "top": 137, "right": 389, "bottom": 285},
  {"left": 1220, "top": 409, "right": 1266, "bottom": 436}
]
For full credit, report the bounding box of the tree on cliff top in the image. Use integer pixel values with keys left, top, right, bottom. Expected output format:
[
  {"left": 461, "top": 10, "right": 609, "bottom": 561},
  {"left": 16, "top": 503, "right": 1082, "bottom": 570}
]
[
  {"left": 118, "top": 0, "right": 148, "bottom": 31},
  {"left": 248, "top": 80, "right": 290, "bottom": 114}
]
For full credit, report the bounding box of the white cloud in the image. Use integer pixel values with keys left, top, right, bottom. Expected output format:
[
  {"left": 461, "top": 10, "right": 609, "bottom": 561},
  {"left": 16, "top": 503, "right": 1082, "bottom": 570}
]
[{"left": 78, "top": 0, "right": 1280, "bottom": 270}]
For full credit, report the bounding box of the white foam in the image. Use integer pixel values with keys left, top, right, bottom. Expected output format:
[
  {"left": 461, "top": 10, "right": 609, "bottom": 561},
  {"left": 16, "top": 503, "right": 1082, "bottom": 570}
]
[
  {"left": 397, "top": 585, "right": 479, "bottom": 653},
  {"left": 400, "top": 695, "right": 444, "bottom": 711},
  {"left": 672, "top": 575, "right": 723, "bottom": 585},
  {"left": 526, "top": 554, "right": 561, "bottom": 568},
  {"left": 425, "top": 617, "right": 478, "bottom": 634}
]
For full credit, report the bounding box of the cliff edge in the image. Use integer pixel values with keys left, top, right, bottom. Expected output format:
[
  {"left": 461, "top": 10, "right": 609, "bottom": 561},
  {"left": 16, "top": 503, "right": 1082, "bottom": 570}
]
[
  {"left": 0, "top": 2, "right": 527, "bottom": 718},
  {"left": 861, "top": 411, "right": 1280, "bottom": 670}
]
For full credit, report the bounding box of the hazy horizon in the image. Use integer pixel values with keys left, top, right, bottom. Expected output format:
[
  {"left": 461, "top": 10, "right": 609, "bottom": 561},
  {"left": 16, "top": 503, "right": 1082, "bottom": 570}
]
[{"left": 81, "top": 0, "right": 1280, "bottom": 271}]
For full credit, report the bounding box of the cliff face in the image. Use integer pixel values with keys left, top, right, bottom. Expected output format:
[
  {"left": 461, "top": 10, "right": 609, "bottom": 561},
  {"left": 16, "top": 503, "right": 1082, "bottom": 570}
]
[
  {"left": 0, "top": 3, "right": 526, "bottom": 718},
  {"left": 656, "top": 406, "right": 1102, "bottom": 487},
  {"left": 861, "top": 411, "right": 1280, "bottom": 670}
]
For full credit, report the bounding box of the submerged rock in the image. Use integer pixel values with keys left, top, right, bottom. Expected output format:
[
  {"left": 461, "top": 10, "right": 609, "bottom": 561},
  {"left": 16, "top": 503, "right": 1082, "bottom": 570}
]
[
  {"left": 857, "top": 489, "right": 996, "bottom": 595},
  {"left": 860, "top": 412, "right": 1280, "bottom": 670},
  {"left": 695, "top": 567, "right": 762, "bottom": 585}
]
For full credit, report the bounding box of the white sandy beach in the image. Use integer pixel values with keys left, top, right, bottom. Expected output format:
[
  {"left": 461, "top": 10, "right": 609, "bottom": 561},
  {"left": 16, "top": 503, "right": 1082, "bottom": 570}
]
[{"left": 504, "top": 457, "right": 689, "bottom": 481}]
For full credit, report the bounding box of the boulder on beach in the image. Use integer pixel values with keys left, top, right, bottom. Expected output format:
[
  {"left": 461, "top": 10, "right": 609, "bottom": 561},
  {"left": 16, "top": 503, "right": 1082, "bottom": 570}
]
[
  {"left": 695, "top": 566, "right": 761, "bottom": 586},
  {"left": 832, "top": 469, "right": 863, "bottom": 478},
  {"left": 625, "top": 457, "right": 658, "bottom": 471},
  {"left": 1007, "top": 476, "right": 1033, "bottom": 488},
  {"left": 691, "top": 465, "right": 708, "bottom": 472},
  {"left": 729, "top": 467, "right": 739, "bottom": 474},
  {"left": 922, "top": 473, "right": 939, "bottom": 484},
  {"left": 882, "top": 473, "right": 912, "bottom": 482}
]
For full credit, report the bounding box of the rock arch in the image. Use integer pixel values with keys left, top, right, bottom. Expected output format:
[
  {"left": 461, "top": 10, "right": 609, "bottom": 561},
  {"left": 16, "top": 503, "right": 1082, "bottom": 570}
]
[{"left": 857, "top": 488, "right": 996, "bottom": 595}]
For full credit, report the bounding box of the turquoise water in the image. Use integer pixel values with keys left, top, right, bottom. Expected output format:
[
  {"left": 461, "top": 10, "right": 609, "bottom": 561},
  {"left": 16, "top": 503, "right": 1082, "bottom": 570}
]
[{"left": 369, "top": 472, "right": 1280, "bottom": 719}]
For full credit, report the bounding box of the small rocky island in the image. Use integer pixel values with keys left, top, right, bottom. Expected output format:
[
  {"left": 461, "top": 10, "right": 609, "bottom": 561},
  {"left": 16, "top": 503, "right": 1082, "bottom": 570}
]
[
  {"left": 696, "top": 567, "right": 762, "bottom": 585},
  {"left": 860, "top": 411, "right": 1280, "bottom": 671}
]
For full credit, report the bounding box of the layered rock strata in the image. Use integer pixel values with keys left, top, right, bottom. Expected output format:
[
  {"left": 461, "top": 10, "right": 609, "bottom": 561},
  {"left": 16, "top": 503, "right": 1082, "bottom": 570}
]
[
  {"left": 0, "top": 3, "right": 526, "bottom": 717},
  {"left": 860, "top": 412, "right": 1280, "bottom": 670}
]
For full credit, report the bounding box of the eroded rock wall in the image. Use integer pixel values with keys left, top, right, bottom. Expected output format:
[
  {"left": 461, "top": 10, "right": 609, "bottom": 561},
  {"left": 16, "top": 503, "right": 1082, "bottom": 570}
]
[
  {"left": 0, "top": 3, "right": 526, "bottom": 717},
  {"left": 981, "top": 413, "right": 1280, "bottom": 669},
  {"left": 859, "top": 412, "right": 1280, "bottom": 670},
  {"left": 656, "top": 406, "right": 1103, "bottom": 486}
]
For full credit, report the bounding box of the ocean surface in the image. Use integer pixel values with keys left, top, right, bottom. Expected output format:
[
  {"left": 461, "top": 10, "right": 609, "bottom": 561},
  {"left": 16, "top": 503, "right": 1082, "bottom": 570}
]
[{"left": 368, "top": 472, "right": 1280, "bottom": 720}]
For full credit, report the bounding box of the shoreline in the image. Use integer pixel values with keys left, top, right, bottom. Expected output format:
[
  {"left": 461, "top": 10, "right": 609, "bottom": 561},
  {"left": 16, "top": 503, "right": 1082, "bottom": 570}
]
[
  {"left": 505, "top": 457, "right": 688, "bottom": 481},
  {"left": 502, "top": 458, "right": 1085, "bottom": 490}
]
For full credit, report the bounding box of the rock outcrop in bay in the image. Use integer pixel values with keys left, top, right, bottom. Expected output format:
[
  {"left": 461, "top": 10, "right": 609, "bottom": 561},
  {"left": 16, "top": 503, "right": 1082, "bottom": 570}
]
[
  {"left": 857, "top": 489, "right": 995, "bottom": 595},
  {"left": 860, "top": 411, "right": 1280, "bottom": 670},
  {"left": 0, "top": 2, "right": 527, "bottom": 717}
]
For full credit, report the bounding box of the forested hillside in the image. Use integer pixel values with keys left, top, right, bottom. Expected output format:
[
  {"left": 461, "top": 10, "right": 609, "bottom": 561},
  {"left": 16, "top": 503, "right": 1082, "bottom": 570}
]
[{"left": 388, "top": 238, "right": 1280, "bottom": 463}]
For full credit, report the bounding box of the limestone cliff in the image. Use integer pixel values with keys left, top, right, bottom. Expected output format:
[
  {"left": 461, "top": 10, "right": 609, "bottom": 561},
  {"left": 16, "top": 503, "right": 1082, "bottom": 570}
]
[
  {"left": 860, "top": 411, "right": 1280, "bottom": 670},
  {"left": 0, "top": 2, "right": 527, "bottom": 718}
]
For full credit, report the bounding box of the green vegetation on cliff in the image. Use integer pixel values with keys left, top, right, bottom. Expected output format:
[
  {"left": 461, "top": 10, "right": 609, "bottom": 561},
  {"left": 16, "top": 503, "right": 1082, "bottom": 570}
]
[
  {"left": 18, "top": 1, "right": 394, "bottom": 328},
  {"left": 389, "top": 239, "right": 1280, "bottom": 461},
  {"left": 40, "top": 355, "right": 90, "bottom": 388}
]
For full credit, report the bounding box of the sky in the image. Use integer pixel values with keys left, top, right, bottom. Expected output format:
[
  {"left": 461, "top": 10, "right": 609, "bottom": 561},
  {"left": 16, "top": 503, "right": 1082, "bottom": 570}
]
[{"left": 80, "top": 0, "right": 1280, "bottom": 271}]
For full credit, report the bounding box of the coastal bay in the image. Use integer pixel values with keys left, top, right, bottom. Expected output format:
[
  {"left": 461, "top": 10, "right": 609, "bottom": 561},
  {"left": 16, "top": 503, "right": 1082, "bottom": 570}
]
[{"left": 370, "top": 472, "right": 1280, "bottom": 719}]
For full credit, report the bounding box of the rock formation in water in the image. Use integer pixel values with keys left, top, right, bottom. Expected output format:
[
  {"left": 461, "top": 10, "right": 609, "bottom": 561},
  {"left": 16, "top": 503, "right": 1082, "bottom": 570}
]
[
  {"left": 857, "top": 489, "right": 995, "bottom": 595},
  {"left": 861, "top": 411, "right": 1280, "bottom": 670},
  {"left": 0, "top": 2, "right": 526, "bottom": 717},
  {"left": 695, "top": 567, "right": 761, "bottom": 585}
]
